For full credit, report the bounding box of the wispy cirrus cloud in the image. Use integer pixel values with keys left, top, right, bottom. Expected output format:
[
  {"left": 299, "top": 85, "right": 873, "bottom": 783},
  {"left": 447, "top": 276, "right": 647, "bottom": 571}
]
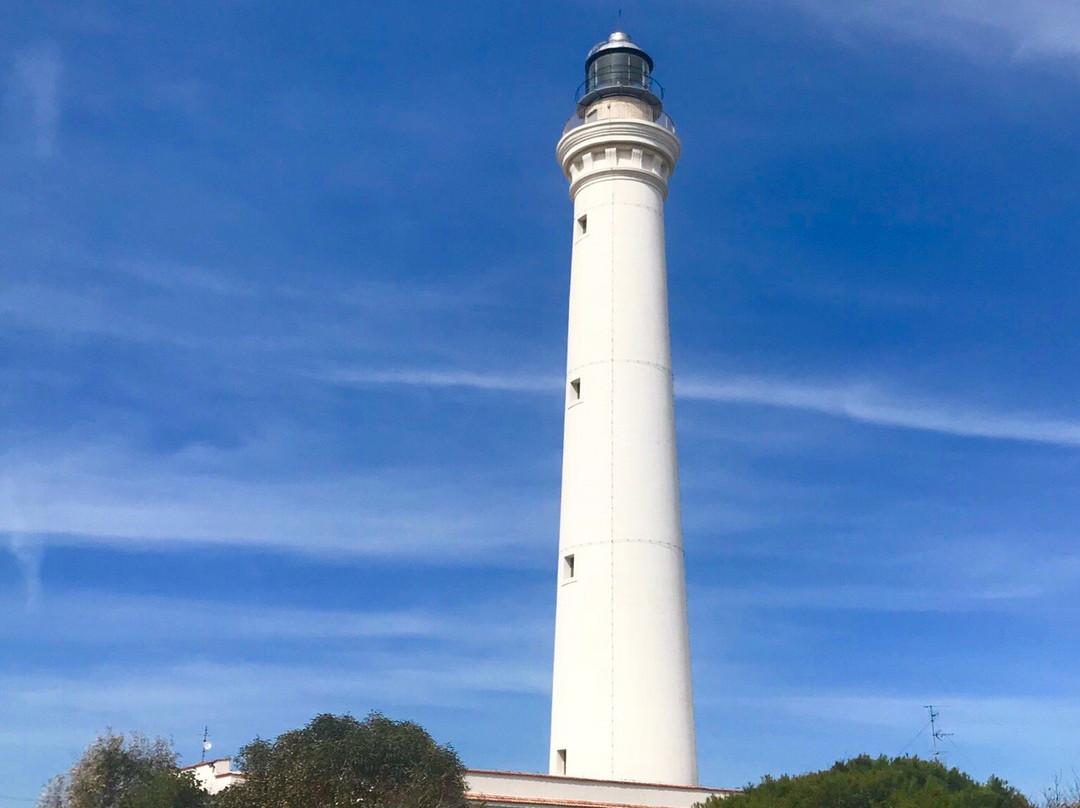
[
  {"left": 694, "top": 684, "right": 1080, "bottom": 795},
  {"left": 0, "top": 654, "right": 549, "bottom": 773},
  {"left": 677, "top": 375, "right": 1080, "bottom": 447},
  {"left": 707, "top": 690, "right": 1080, "bottom": 763},
  {"left": 327, "top": 366, "right": 1080, "bottom": 448},
  {"left": 327, "top": 367, "right": 560, "bottom": 394},
  {"left": 4, "top": 43, "right": 63, "bottom": 158},
  {"left": 5, "top": 533, "right": 43, "bottom": 613},
  {"left": 0, "top": 589, "right": 550, "bottom": 647},
  {"left": 774, "top": 0, "right": 1080, "bottom": 61},
  {"left": 0, "top": 267, "right": 489, "bottom": 349},
  {"left": 699, "top": 577, "right": 1057, "bottom": 615},
  {"left": 0, "top": 443, "right": 556, "bottom": 560},
  {"left": 1, "top": 479, "right": 42, "bottom": 613},
  {"left": 711, "top": 690, "right": 1080, "bottom": 742}
]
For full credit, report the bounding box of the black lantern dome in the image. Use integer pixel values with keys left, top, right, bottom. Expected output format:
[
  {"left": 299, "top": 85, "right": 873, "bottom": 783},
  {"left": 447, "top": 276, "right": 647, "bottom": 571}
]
[{"left": 577, "top": 31, "right": 663, "bottom": 114}]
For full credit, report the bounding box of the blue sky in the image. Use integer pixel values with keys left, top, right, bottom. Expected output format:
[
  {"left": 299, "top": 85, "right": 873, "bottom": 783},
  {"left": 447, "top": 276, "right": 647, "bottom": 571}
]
[{"left": 2, "top": 0, "right": 1079, "bottom": 803}]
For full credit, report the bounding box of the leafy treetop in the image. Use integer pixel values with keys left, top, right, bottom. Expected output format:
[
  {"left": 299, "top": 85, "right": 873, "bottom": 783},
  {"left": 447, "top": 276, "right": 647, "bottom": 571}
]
[
  {"left": 38, "top": 731, "right": 208, "bottom": 808},
  {"left": 213, "top": 711, "right": 469, "bottom": 808},
  {"left": 699, "top": 755, "right": 1032, "bottom": 808}
]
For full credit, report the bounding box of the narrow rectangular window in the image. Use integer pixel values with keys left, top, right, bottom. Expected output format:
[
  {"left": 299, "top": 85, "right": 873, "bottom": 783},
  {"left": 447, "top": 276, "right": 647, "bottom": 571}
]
[
  {"left": 576, "top": 214, "right": 587, "bottom": 236},
  {"left": 569, "top": 378, "right": 581, "bottom": 401},
  {"left": 563, "top": 554, "right": 575, "bottom": 580},
  {"left": 556, "top": 749, "right": 567, "bottom": 775}
]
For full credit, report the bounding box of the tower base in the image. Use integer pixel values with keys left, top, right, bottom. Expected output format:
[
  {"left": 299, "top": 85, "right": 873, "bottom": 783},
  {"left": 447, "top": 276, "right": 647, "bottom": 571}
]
[{"left": 466, "top": 770, "right": 735, "bottom": 808}]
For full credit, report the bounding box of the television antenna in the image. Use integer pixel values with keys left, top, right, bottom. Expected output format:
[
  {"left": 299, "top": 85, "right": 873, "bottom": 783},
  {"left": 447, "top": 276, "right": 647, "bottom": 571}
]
[
  {"left": 201, "top": 726, "right": 212, "bottom": 763},
  {"left": 924, "top": 705, "right": 952, "bottom": 761}
]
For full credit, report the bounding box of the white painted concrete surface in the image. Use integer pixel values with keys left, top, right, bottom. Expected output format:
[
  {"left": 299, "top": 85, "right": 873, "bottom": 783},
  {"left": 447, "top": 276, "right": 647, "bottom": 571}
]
[
  {"left": 467, "top": 770, "right": 734, "bottom": 808},
  {"left": 180, "top": 757, "right": 245, "bottom": 795},
  {"left": 549, "top": 80, "right": 696, "bottom": 786}
]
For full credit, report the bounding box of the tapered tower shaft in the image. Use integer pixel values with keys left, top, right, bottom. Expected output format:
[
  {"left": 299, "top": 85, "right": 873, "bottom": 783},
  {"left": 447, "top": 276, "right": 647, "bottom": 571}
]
[{"left": 549, "top": 33, "right": 696, "bottom": 787}]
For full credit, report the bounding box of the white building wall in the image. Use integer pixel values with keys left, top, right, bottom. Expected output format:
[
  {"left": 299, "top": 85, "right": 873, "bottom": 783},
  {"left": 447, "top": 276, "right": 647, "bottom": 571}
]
[
  {"left": 550, "top": 101, "right": 696, "bottom": 787},
  {"left": 467, "top": 770, "right": 733, "bottom": 808},
  {"left": 181, "top": 758, "right": 245, "bottom": 795}
]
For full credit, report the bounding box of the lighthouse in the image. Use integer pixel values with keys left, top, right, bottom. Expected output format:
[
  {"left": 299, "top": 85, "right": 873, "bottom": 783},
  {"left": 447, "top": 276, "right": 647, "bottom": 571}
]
[{"left": 549, "top": 32, "right": 696, "bottom": 786}]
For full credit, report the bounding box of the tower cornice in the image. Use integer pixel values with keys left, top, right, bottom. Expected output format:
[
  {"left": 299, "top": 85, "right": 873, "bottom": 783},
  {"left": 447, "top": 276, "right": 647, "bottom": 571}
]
[{"left": 557, "top": 119, "right": 681, "bottom": 199}]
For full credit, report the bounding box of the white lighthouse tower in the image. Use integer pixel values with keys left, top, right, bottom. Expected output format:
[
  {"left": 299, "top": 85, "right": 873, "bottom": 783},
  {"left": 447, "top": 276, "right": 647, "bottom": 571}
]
[{"left": 549, "top": 32, "right": 696, "bottom": 787}]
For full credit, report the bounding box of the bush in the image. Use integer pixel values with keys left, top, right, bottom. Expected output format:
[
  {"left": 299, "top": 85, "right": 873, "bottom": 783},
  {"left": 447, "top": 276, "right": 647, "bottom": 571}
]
[
  {"left": 699, "top": 755, "right": 1032, "bottom": 808},
  {"left": 39, "top": 731, "right": 207, "bottom": 808},
  {"left": 213, "top": 712, "right": 468, "bottom": 808}
]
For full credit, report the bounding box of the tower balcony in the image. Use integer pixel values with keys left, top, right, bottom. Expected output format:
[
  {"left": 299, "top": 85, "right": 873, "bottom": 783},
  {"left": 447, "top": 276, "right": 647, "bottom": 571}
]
[
  {"left": 562, "top": 106, "right": 676, "bottom": 136},
  {"left": 564, "top": 70, "right": 674, "bottom": 136},
  {"left": 577, "top": 69, "right": 665, "bottom": 106}
]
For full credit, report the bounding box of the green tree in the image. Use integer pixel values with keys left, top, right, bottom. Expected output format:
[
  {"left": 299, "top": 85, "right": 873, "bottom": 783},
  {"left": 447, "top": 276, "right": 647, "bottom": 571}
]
[
  {"left": 38, "top": 731, "right": 208, "bottom": 808},
  {"left": 213, "top": 712, "right": 468, "bottom": 808},
  {"left": 699, "top": 755, "right": 1032, "bottom": 808}
]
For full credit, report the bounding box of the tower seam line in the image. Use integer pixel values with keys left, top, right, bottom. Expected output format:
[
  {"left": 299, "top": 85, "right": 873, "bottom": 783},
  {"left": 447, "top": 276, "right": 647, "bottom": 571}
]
[
  {"left": 568, "top": 358, "right": 672, "bottom": 376},
  {"left": 561, "top": 537, "right": 685, "bottom": 552},
  {"left": 609, "top": 178, "right": 616, "bottom": 778}
]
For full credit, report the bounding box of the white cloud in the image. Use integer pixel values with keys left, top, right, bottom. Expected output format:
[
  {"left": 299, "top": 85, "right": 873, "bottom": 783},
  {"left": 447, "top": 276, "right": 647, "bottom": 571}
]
[
  {"left": 4, "top": 364, "right": 1076, "bottom": 564},
  {"left": 331, "top": 365, "right": 1080, "bottom": 448},
  {"left": 776, "top": 0, "right": 1080, "bottom": 61},
  {"left": 5, "top": 533, "right": 43, "bottom": 613},
  {"left": 329, "top": 367, "right": 559, "bottom": 394},
  {"left": 0, "top": 589, "right": 550, "bottom": 648},
  {"left": 0, "top": 641, "right": 551, "bottom": 801},
  {"left": 5, "top": 43, "right": 63, "bottom": 158},
  {"left": 0, "top": 586, "right": 553, "bottom": 796},
  {"left": 0, "top": 588, "right": 552, "bottom": 792},
  {"left": 693, "top": 530, "right": 1080, "bottom": 614},
  {"left": 0, "top": 655, "right": 550, "bottom": 791},
  {"left": 749, "top": 692, "right": 1080, "bottom": 752},
  {"left": 700, "top": 578, "right": 1050, "bottom": 615},
  {"left": 0, "top": 268, "right": 489, "bottom": 352},
  {"left": 695, "top": 688, "right": 1080, "bottom": 794},
  {"left": 0, "top": 444, "right": 556, "bottom": 560},
  {"left": 0, "top": 656, "right": 549, "bottom": 750},
  {"left": 679, "top": 375, "right": 1080, "bottom": 447},
  {"left": 1, "top": 478, "right": 42, "bottom": 613}
]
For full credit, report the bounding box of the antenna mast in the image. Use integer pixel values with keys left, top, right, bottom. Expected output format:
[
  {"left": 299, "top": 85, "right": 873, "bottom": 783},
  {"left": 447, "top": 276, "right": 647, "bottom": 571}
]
[
  {"left": 201, "top": 726, "right": 212, "bottom": 763},
  {"left": 924, "top": 705, "right": 952, "bottom": 761}
]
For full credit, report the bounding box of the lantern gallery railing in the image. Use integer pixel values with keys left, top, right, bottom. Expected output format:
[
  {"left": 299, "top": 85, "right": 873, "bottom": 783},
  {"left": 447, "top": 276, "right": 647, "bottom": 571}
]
[{"left": 576, "top": 69, "right": 665, "bottom": 104}]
